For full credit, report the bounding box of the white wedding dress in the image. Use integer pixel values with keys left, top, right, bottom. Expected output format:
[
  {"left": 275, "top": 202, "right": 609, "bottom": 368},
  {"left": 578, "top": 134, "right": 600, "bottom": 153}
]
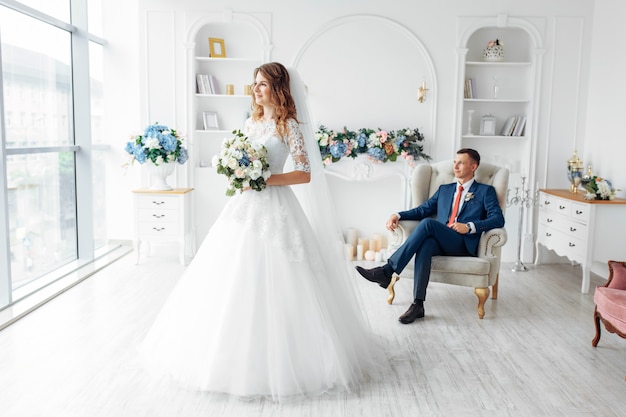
[{"left": 139, "top": 117, "right": 382, "bottom": 401}]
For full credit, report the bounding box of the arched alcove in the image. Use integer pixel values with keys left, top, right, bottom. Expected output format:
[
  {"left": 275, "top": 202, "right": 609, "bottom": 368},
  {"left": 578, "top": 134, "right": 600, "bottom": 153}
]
[{"left": 293, "top": 15, "right": 436, "bottom": 143}]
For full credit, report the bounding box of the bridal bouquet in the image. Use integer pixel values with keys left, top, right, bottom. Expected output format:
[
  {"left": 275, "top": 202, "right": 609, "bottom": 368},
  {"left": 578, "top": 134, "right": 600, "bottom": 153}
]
[{"left": 213, "top": 130, "right": 271, "bottom": 196}]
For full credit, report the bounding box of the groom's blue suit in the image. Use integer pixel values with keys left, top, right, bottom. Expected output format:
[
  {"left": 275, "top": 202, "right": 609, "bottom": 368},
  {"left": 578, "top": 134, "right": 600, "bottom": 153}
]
[{"left": 387, "top": 180, "right": 504, "bottom": 301}]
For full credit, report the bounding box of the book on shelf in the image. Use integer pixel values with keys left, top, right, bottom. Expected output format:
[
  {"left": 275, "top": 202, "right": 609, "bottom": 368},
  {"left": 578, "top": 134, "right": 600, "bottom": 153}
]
[
  {"left": 196, "top": 74, "right": 213, "bottom": 94},
  {"left": 196, "top": 74, "right": 221, "bottom": 95},
  {"left": 499, "top": 115, "right": 527, "bottom": 136},
  {"left": 500, "top": 116, "right": 517, "bottom": 136},
  {"left": 512, "top": 116, "right": 526, "bottom": 136},
  {"left": 464, "top": 78, "right": 474, "bottom": 99},
  {"left": 208, "top": 74, "right": 219, "bottom": 95}
]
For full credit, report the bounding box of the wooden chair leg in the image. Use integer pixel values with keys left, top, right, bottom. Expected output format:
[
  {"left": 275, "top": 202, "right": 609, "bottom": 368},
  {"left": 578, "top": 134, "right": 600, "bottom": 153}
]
[
  {"left": 592, "top": 308, "right": 602, "bottom": 347},
  {"left": 491, "top": 274, "right": 499, "bottom": 299},
  {"left": 387, "top": 274, "right": 400, "bottom": 305},
  {"left": 474, "top": 287, "right": 490, "bottom": 319}
]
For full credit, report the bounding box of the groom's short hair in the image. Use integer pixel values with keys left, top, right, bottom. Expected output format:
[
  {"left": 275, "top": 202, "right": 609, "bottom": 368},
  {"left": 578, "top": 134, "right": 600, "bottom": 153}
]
[{"left": 456, "top": 148, "right": 480, "bottom": 166}]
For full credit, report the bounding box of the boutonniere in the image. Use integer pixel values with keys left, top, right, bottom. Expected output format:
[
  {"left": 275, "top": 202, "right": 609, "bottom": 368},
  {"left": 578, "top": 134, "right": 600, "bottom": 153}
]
[{"left": 464, "top": 192, "right": 474, "bottom": 202}]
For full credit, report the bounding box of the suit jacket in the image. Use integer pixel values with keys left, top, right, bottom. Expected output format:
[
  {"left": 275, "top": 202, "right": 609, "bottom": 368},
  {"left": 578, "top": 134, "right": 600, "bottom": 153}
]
[{"left": 397, "top": 180, "right": 505, "bottom": 255}]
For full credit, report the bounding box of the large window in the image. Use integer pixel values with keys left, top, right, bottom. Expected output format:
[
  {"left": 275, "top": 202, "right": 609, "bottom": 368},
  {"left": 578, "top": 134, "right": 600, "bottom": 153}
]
[{"left": 0, "top": 0, "right": 105, "bottom": 307}]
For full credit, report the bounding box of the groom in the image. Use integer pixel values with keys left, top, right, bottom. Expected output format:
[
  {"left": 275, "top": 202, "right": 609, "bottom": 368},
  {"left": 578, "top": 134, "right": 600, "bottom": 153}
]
[{"left": 356, "top": 148, "right": 505, "bottom": 324}]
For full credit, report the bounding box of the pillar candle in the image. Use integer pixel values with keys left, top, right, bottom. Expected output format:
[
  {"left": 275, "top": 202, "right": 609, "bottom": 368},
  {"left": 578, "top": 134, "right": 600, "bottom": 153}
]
[
  {"left": 346, "top": 228, "right": 358, "bottom": 247},
  {"left": 356, "top": 245, "right": 364, "bottom": 260},
  {"left": 357, "top": 238, "right": 369, "bottom": 252},
  {"left": 368, "top": 238, "right": 376, "bottom": 254},
  {"left": 372, "top": 233, "right": 383, "bottom": 252},
  {"left": 374, "top": 251, "right": 383, "bottom": 262},
  {"left": 345, "top": 244, "right": 354, "bottom": 261},
  {"left": 364, "top": 250, "right": 375, "bottom": 261}
]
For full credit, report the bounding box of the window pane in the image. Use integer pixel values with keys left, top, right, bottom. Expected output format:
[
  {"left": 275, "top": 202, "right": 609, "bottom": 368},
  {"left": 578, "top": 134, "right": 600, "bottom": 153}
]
[
  {"left": 90, "top": 42, "right": 107, "bottom": 249},
  {"left": 14, "top": 0, "right": 70, "bottom": 22},
  {"left": 0, "top": 7, "right": 73, "bottom": 148},
  {"left": 7, "top": 152, "right": 78, "bottom": 289}
]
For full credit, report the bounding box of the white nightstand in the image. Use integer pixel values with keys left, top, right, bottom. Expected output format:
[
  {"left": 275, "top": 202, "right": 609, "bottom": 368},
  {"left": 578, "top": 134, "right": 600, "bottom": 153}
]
[{"left": 133, "top": 188, "right": 195, "bottom": 265}]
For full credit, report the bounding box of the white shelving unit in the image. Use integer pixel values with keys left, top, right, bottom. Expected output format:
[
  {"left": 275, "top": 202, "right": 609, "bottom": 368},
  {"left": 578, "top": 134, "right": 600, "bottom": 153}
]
[
  {"left": 458, "top": 27, "right": 535, "bottom": 173},
  {"left": 185, "top": 14, "right": 271, "bottom": 243},
  {"left": 455, "top": 15, "right": 545, "bottom": 263}
]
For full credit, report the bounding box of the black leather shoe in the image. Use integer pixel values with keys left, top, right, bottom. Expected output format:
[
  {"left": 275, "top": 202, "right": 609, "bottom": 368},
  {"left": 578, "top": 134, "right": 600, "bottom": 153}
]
[
  {"left": 355, "top": 266, "right": 391, "bottom": 288},
  {"left": 399, "top": 303, "right": 425, "bottom": 324}
]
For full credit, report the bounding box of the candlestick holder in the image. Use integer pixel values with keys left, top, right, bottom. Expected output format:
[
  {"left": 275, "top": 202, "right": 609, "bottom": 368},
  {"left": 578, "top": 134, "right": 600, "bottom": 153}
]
[{"left": 506, "top": 176, "right": 539, "bottom": 272}]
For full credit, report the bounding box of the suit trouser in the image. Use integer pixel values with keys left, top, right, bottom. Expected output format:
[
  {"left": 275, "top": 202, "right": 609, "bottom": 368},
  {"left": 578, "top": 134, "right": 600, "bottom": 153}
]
[{"left": 387, "top": 218, "right": 473, "bottom": 301}]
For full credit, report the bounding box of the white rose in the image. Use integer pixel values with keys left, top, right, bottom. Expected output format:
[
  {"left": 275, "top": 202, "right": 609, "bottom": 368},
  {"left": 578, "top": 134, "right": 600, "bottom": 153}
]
[
  {"left": 249, "top": 168, "right": 262, "bottom": 180},
  {"left": 211, "top": 155, "right": 219, "bottom": 167},
  {"left": 143, "top": 137, "right": 160, "bottom": 149},
  {"left": 227, "top": 157, "right": 238, "bottom": 170}
]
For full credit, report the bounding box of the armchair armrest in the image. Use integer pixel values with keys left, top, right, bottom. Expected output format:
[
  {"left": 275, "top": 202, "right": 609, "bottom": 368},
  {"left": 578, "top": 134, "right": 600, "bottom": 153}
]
[
  {"left": 477, "top": 227, "right": 508, "bottom": 258},
  {"left": 387, "top": 221, "right": 420, "bottom": 255}
]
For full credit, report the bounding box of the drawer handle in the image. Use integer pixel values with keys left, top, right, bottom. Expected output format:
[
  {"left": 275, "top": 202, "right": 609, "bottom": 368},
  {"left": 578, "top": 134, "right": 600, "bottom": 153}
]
[
  {"left": 569, "top": 242, "right": 575, "bottom": 247},
  {"left": 570, "top": 227, "right": 576, "bottom": 232},
  {"left": 152, "top": 214, "right": 166, "bottom": 219},
  {"left": 544, "top": 201, "right": 550, "bottom": 205},
  {"left": 152, "top": 200, "right": 166, "bottom": 205},
  {"left": 558, "top": 205, "right": 566, "bottom": 210},
  {"left": 575, "top": 210, "right": 583, "bottom": 215},
  {"left": 152, "top": 227, "right": 166, "bottom": 232},
  {"left": 545, "top": 232, "right": 552, "bottom": 237},
  {"left": 547, "top": 218, "right": 553, "bottom": 223}
]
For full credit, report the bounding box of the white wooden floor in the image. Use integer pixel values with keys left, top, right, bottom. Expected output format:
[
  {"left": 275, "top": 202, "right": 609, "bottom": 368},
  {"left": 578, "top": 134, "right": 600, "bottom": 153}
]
[{"left": 0, "top": 247, "right": 624, "bottom": 417}]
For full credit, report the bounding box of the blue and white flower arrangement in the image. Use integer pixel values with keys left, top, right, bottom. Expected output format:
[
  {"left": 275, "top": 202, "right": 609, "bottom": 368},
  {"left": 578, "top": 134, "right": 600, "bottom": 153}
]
[
  {"left": 583, "top": 176, "right": 616, "bottom": 200},
  {"left": 212, "top": 130, "right": 271, "bottom": 196},
  {"left": 125, "top": 123, "right": 188, "bottom": 166}
]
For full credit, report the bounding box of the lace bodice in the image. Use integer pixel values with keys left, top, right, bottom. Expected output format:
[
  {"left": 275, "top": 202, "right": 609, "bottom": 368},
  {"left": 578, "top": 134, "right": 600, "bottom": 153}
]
[{"left": 243, "top": 118, "right": 310, "bottom": 174}]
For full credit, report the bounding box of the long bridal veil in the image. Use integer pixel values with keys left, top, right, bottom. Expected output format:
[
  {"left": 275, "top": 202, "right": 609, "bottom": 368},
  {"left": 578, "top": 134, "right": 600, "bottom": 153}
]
[{"left": 286, "top": 67, "right": 376, "bottom": 328}]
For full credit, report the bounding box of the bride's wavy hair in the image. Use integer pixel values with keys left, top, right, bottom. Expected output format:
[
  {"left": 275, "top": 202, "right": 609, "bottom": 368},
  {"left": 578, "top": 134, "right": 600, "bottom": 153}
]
[{"left": 252, "top": 62, "right": 299, "bottom": 137}]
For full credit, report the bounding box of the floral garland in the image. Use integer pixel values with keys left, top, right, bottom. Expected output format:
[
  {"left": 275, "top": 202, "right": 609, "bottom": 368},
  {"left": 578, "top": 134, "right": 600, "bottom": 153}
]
[
  {"left": 315, "top": 125, "right": 430, "bottom": 166},
  {"left": 583, "top": 176, "right": 616, "bottom": 200}
]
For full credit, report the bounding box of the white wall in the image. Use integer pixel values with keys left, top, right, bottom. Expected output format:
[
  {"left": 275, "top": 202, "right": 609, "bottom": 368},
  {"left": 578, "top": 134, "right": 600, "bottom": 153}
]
[
  {"left": 584, "top": 0, "right": 626, "bottom": 198},
  {"left": 102, "top": 0, "right": 607, "bottom": 264}
]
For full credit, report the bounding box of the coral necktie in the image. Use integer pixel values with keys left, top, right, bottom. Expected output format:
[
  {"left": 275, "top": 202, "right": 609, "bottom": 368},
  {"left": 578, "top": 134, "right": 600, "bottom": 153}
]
[{"left": 447, "top": 185, "right": 464, "bottom": 226}]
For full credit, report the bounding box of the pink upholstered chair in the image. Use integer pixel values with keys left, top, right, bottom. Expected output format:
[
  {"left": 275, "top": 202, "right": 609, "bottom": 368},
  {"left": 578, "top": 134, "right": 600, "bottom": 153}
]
[{"left": 592, "top": 260, "right": 626, "bottom": 347}]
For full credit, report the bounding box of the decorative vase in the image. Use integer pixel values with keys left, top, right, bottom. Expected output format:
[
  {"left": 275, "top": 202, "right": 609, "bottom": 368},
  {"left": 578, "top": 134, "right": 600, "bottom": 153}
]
[
  {"left": 483, "top": 39, "right": 504, "bottom": 62},
  {"left": 566, "top": 149, "right": 584, "bottom": 193},
  {"left": 145, "top": 161, "right": 176, "bottom": 190}
]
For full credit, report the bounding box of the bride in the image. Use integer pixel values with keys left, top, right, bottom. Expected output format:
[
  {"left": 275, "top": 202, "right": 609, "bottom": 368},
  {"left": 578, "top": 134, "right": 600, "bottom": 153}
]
[{"left": 139, "top": 62, "right": 381, "bottom": 401}]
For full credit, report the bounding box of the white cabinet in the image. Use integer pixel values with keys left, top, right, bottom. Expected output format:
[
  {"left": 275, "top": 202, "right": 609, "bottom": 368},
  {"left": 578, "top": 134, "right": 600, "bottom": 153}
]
[
  {"left": 536, "top": 189, "right": 626, "bottom": 293},
  {"left": 133, "top": 188, "right": 194, "bottom": 265}
]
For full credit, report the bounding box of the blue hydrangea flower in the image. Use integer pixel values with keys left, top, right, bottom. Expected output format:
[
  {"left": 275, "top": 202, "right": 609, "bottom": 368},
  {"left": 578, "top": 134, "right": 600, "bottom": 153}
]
[
  {"left": 177, "top": 147, "right": 189, "bottom": 165},
  {"left": 395, "top": 135, "right": 406, "bottom": 147},
  {"left": 330, "top": 141, "right": 347, "bottom": 158},
  {"left": 356, "top": 132, "right": 367, "bottom": 147},
  {"left": 367, "top": 147, "right": 385, "bottom": 161}
]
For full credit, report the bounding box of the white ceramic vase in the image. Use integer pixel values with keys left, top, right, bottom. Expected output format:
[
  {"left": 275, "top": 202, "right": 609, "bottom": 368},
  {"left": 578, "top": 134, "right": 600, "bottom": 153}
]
[{"left": 145, "top": 161, "right": 176, "bottom": 190}]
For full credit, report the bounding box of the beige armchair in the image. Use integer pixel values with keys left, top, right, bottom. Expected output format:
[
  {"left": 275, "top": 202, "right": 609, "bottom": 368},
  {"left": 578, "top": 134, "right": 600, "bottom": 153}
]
[{"left": 386, "top": 160, "right": 509, "bottom": 319}]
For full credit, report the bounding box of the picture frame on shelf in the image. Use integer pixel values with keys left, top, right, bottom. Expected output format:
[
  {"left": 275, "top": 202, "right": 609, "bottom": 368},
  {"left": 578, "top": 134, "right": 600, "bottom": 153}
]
[
  {"left": 479, "top": 114, "right": 496, "bottom": 136},
  {"left": 203, "top": 111, "right": 219, "bottom": 130},
  {"left": 208, "top": 38, "right": 226, "bottom": 58}
]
